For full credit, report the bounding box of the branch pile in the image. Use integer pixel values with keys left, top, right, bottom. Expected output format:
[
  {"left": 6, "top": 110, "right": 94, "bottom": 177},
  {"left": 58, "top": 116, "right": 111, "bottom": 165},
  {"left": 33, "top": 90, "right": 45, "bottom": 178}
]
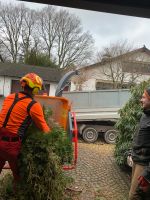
[{"left": 0, "top": 107, "right": 73, "bottom": 200}]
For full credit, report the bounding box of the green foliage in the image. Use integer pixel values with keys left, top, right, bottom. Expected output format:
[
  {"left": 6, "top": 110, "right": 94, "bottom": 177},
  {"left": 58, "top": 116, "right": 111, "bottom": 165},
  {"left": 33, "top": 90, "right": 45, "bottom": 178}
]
[
  {"left": 0, "top": 174, "right": 15, "bottom": 200},
  {"left": 17, "top": 129, "right": 69, "bottom": 200},
  {"left": 115, "top": 80, "right": 150, "bottom": 166},
  {"left": 0, "top": 107, "right": 73, "bottom": 200},
  {"left": 42, "top": 106, "right": 73, "bottom": 165},
  {"left": 25, "top": 49, "right": 58, "bottom": 68}
]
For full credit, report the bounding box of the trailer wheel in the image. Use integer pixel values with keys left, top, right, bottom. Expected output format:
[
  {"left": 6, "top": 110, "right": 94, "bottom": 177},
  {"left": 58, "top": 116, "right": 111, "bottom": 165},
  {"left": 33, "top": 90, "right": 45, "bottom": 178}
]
[
  {"left": 82, "top": 127, "right": 98, "bottom": 143},
  {"left": 104, "top": 129, "right": 117, "bottom": 144}
]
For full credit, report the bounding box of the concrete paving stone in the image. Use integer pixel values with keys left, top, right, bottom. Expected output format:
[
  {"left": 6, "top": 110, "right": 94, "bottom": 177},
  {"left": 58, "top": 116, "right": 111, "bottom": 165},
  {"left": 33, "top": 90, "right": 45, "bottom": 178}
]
[{"left": 65, "top": 141, "right": 130, "bottom": 200}]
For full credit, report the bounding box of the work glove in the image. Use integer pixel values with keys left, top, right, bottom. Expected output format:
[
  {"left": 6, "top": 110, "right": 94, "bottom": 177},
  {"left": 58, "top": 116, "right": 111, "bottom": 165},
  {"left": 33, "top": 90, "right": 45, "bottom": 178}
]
[{"left": 138, "top": 175, "right": 150, "bottom": 192}]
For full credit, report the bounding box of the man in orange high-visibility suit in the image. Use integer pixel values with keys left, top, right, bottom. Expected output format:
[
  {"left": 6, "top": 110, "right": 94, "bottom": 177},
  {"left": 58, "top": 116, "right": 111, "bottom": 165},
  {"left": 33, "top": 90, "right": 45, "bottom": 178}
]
[{"left": 0, "top": 73, "right": 51, "bottom": 184}]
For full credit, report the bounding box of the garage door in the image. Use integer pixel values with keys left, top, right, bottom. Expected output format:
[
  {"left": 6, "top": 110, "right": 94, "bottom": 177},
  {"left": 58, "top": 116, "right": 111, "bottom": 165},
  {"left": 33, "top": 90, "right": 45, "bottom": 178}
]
[{"left": 11, "top": 80, "right": 21, "bottom": 93}]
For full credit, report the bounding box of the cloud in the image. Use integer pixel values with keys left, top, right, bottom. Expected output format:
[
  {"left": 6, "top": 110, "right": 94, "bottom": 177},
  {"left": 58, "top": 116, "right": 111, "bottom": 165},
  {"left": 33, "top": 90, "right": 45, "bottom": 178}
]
[
  {"left": 60, "top": 6, "right": 150, "bottom": 49},
  {"left": 1, "top": 0, "right": 150, "bottom": 51}
]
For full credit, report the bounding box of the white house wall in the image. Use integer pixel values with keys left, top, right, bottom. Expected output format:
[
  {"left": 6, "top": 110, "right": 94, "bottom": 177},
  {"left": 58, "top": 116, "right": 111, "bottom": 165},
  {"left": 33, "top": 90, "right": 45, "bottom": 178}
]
[
  {"left": 0, "top": 76, "right": 4, "bottom": 96},
  {"left": 70, "top": 78, "right": 96, "bottom": 91},
  {"left": 4, "top": 77, "right": 11, "bottom": 96},
  {"left": 70, "top": 82, "right": 76, "bottom": 91},
  {"left": 0, "top": 76, "right": 58, "bottom": 97},
  {"left": 49, "top": 83, "right": 57, "bottom": 96},
  {"left": 0, "top": 76, "right": 11, "bottom": 97},
  {"left": 124, "top": 73, "right": 150, "bottom": 83},
  {"left": 86, "top": 66, "right": 105, "bottom": 80},
  {"left": 128, "top": 51, "right": 150, "bottom": 62},
  {"left": 71, "top": 50, "right": 150, "bottom": 91},
  {"left": 82, "top": 79, "right": 96, "bottom": 90}
]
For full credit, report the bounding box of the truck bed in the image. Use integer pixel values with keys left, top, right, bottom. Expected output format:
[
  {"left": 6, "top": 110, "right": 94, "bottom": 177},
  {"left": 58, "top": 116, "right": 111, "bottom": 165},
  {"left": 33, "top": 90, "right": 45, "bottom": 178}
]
[{"left": 73, "top": 107, "right": 120, "bottom": 121}]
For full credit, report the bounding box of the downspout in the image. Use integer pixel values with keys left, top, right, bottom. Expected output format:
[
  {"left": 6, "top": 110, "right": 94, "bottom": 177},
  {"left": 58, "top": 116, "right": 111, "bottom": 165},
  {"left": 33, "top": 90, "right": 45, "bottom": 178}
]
[{"left": 3, "top": 75, "right": 5, "bottom": 97}]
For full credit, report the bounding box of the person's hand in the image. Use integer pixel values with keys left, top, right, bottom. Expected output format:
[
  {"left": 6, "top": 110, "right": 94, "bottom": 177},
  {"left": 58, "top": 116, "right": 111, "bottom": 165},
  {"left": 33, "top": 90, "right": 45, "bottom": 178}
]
[{"left": 138, "top": 176, "right": 150, "bottom": 192}]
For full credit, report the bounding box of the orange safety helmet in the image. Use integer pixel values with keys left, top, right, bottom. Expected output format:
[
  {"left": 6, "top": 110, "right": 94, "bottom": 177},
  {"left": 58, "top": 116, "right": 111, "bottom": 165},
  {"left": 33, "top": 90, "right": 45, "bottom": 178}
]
[{"left": 20, "top": 73, "right": 43, "bottom": 94}]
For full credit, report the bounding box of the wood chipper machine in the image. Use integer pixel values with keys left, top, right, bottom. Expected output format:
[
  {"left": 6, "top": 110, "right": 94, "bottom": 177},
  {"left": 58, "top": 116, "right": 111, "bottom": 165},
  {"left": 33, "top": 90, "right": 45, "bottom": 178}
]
[
  {"left": 3, "top": 70, "right": 78, "bottom": 170},
  {"left": 35, "top": 70, "right": 78, "bottom": 170}
]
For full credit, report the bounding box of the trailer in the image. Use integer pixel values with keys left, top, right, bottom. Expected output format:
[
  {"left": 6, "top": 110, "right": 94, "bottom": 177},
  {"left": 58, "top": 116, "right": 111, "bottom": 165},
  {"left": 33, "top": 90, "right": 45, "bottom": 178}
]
[{"left": 63, "top": 89, "right": 130, "bottom": 144}]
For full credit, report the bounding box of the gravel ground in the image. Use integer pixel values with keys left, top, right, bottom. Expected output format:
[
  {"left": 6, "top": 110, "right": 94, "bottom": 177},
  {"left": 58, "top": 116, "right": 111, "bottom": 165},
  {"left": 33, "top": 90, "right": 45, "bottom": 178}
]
[
  {"left": 0, "top": 97, "right": 131, "bottom": 200},
  {"left": 65, "top": 139, "right": 130, "bottom": 200},
  {"left": 0, "top": 140, "right": 131, "bottom": 200}
]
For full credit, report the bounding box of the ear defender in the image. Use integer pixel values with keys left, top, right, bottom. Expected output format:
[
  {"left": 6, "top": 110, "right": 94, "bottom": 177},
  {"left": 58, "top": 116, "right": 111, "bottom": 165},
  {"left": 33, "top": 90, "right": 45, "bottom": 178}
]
[{"left": 32, "top": 87, "right": 39, "bottom": 95}]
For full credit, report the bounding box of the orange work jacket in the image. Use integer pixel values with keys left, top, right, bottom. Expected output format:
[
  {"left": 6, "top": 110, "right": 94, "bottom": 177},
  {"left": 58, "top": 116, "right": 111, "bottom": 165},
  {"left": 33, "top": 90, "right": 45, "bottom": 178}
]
[{"left": 0, "top": 92, "right": 50, "bottom": 138}]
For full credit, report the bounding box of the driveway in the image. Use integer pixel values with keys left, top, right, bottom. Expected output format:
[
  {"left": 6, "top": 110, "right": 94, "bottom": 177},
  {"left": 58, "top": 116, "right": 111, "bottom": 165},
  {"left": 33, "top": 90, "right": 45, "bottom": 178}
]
[
  {"left": 0, "top": 140, "right": 130, "bottom": 200},
  {"left": 65, "top": 140, "right": 130, "bottom": 200}
]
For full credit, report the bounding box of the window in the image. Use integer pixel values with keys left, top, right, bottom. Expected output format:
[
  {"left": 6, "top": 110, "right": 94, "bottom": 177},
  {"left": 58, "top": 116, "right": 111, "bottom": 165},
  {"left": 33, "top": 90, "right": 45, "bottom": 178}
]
[{"left": 96, "top": 81, "right": 114, "bottom": 90}]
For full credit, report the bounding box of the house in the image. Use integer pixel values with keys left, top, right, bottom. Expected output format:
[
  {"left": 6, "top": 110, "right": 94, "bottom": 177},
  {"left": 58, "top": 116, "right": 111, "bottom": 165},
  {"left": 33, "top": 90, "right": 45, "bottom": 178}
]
[
  {"left": 0, "top": 63, "right": 62, "bottom": 97},
  {"left": 71, "top": 46, "right": 150, "bottom": 91}
]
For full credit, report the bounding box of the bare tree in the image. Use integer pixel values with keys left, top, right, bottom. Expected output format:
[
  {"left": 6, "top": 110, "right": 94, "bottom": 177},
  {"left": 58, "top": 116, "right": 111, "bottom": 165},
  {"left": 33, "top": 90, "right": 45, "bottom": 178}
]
[
  {"left": 54, "top": 9, "right": 94, "bottom": 68},
  {"left": 21, "top": 8, "right": 38, "bottom": 58},
  {"left": 96, "top": 40, "right": 141, "bottom": 89},
  {"left": 71, "top": 70, "right": 90, "bottom": 91},
  {"left": 97, "top": 40, "right": 132, "bottom": 61},
  {"left": 37, "top": 6, "right": 58, "bottom": 60},
  {"left": 0, "top": 54, "right": 4, "bottom": 62},
  {"left": 0, "top": 3, "right": 26, "bottom": 62},
  {"left": 37, "top": 7, "right": 94, "bottom": 68},
  {"left": 0, "top": 3, "right": 94, "bottom": 67},
  {"left": 0, "top": 40, "right": 5, "bottom": 62}
]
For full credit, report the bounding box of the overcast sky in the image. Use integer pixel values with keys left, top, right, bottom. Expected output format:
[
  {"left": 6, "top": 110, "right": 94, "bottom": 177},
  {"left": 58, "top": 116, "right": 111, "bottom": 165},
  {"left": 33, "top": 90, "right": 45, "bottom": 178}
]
[{"left": 1, "top": 0, "right": 150, "bottom": 52}]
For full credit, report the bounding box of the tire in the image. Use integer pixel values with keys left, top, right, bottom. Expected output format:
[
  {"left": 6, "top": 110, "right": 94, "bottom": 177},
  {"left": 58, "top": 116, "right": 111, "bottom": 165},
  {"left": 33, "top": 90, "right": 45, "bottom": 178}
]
[
  {"left": 104, "top": 129, "right": 117, "bottom": 144},
  {"left": 82, "top": 127, "right": 98, "bottom": 143}
]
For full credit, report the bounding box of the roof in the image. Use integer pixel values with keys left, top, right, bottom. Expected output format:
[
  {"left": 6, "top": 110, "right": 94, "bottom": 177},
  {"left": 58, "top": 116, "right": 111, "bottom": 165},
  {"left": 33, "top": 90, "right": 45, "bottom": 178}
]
[
  {"left": 123, "top": 60, "right": 150, "bottom": 74},
  {"left": 80, "top": 46, "right": 150, "bottom": 70},
  {"left": 27, "top": 0, "right": 150, "bottom": 19},
  {"left": 0, "top": 63, "right": 62, "bottom": 82}
]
